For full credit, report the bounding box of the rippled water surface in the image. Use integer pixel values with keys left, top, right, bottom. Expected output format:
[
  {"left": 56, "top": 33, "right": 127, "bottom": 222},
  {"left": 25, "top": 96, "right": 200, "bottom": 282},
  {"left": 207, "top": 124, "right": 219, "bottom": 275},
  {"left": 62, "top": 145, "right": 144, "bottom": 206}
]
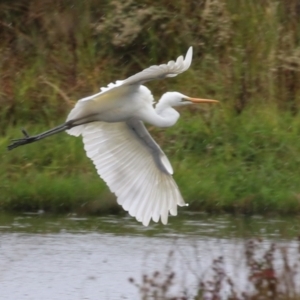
[{"left": 0, "top": 212, "right": 299, "bottom": 299}]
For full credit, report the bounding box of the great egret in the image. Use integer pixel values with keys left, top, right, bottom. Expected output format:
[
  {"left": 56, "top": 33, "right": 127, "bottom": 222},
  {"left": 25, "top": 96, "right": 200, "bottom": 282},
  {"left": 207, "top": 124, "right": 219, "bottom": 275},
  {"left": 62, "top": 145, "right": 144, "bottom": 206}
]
[{"left": 8, "top": 47, "right": 218, "bottom": 226}]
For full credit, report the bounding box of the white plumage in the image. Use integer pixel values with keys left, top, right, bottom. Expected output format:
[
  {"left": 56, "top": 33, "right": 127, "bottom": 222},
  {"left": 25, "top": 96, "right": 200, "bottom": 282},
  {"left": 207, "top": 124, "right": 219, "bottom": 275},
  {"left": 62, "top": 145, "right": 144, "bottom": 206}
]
[
  {"left": 78, "top": 121, "right": 184, "bottom": 226},
  {"left": 9, "top": 47, "right": 218, "bottom": 226}
]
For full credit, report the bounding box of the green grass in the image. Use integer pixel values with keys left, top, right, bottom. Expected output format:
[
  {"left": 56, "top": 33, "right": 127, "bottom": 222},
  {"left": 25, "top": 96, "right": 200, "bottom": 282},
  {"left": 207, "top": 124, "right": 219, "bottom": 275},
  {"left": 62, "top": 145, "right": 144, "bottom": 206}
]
[
  {"left": 1, "top": 125, "right": 117, "bottom": 214},
  {"left": 162, "top": 105, "right": 300, "bottom": 214},
  {"left": 2, "top": 105, "right": 300, "bottom": 214},
  {"left": 1, "top": 0, "right": 300, "bottom": 215}
]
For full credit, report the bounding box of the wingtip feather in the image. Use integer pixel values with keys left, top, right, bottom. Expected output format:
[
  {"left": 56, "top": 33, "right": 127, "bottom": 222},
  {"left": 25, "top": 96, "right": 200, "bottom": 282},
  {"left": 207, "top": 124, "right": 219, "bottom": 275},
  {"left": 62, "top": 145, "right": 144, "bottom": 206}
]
[{"left": 184, "top": 46, "right": 193, "bottom": 70}]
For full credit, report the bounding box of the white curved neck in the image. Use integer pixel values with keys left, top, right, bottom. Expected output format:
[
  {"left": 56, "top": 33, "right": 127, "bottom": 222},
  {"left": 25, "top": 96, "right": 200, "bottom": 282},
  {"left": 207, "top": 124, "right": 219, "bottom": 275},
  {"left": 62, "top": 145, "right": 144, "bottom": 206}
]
[
  {"left": 155, "top": 103, "right": 179, "bottom": 127},
  {"left": 138, "top": 102, "right": 179, "bottom": 128}
]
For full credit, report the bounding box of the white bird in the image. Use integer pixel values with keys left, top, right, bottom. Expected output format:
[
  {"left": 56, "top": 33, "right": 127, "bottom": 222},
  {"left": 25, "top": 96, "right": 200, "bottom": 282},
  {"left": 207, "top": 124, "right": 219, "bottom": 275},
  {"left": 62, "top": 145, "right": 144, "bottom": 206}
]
[{"left": 8, "top": 47, "right": 218, "bottom": 226}]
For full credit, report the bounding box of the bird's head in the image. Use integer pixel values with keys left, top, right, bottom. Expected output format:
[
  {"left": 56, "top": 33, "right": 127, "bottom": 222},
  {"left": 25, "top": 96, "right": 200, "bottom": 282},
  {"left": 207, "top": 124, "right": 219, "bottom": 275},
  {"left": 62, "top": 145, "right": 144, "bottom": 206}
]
[{"left": 159, "top": 92, "right": 219, "bottom": 107}]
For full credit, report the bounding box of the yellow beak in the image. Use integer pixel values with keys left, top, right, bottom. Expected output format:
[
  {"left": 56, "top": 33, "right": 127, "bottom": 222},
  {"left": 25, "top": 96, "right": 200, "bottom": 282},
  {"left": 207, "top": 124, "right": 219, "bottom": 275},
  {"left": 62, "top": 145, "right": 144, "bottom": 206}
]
[{"left": 186, "top": 97, "right": 219, "bottom": 104}]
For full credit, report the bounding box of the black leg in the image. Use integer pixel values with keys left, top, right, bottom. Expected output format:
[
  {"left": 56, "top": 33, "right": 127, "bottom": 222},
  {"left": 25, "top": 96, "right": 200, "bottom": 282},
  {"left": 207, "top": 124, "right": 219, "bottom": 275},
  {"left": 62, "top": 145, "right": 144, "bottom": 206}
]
[{"left": 7, "top": 123, "right": 70, "bottom": 151}]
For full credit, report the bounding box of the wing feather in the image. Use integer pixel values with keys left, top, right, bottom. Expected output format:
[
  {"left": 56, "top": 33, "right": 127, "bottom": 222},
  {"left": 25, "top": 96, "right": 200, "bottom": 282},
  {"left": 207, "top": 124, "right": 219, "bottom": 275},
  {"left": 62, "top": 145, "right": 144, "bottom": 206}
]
[
  {"left": 68, "top": 47, "right": 193, "bottom": 113},
  {"left": 66, "top": 47, "right": 193, "bottom": 127},
  {"left": 70, "top": 120, "right": 185, "bottom": 226},
  {"left": 122, "top": 47, "right": 193, "bottom": 86},
  {"left": 138, "top": 178, "right": 157, "bottom": 225},
  {"left": 134, "top": 169, "right": 156, "bottom": 223}
]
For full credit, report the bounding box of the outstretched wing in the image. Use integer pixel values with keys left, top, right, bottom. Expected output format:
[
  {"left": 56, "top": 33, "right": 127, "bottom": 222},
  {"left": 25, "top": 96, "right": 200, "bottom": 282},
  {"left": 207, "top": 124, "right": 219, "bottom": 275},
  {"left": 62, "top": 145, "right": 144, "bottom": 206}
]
[
  {"left": 79, "top": 47, "right": 193, "bottom": 100},
  {"left": 122, "top": 46, "right": 193, "bottom": 85},
  {"left": 66, "top": 47, "right": 193, "bottom": 122},
  {"left": 70, "top": 120, "right": 185, "bottom": 226}
]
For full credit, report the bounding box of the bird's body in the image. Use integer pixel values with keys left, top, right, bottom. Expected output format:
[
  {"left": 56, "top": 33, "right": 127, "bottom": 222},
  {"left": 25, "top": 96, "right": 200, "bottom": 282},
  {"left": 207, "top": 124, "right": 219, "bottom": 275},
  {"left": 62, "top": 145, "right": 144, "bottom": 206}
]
[
  {"left": 8, "top": 47, "right": 218, "bottom": 226},
  {"left": 67, "top": 85, "right": 154, "bottom": 125}
]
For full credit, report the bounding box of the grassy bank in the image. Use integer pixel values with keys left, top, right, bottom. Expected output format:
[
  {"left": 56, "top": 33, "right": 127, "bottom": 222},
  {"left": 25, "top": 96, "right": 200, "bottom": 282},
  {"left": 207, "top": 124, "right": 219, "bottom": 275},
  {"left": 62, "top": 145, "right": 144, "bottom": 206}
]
[
  {"left": 1, "top": 0, "right": 300, "bottom": 216},
  {"left": 2, "top": 105, "right": 300, "bottom": 215}
]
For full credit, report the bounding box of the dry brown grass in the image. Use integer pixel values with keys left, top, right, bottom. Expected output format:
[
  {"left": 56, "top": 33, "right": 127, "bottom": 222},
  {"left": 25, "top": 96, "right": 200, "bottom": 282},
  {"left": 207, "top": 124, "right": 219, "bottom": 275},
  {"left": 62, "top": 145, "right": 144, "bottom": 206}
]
[{"left": 1, "top": 0, "right": 300, "bottom": 126}]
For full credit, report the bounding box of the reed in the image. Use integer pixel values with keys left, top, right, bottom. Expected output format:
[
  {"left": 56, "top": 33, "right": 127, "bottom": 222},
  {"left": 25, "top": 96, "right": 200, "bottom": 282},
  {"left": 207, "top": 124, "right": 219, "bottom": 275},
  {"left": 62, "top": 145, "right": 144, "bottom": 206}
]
[{"left": 130, "top": 239, "right": 300, "bottom": 299}]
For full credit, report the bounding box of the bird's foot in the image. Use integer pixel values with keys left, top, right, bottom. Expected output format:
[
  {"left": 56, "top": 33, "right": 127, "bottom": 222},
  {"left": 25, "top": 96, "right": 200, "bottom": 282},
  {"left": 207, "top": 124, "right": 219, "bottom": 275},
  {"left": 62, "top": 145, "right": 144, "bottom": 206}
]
[
  {"left": 21, "top": 128, "right": 30, "bottom": 138},
  {"left": 7, "top": 128, "right": 35, "bottom": 151}
]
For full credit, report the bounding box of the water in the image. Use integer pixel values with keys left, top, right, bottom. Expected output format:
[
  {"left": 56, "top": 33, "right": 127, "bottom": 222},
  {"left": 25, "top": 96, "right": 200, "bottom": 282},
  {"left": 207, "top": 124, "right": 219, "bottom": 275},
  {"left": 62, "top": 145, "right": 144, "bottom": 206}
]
[{"left": 0, "top": 212, "right": 299, "bottom": 299}]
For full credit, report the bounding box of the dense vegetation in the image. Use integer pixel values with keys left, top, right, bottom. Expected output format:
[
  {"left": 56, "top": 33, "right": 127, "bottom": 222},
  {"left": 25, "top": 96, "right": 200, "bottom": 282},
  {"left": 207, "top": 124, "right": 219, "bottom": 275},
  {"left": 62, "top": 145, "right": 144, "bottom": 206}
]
[{"left": 1, "top": 0, "right": 300, "bottom": 215}]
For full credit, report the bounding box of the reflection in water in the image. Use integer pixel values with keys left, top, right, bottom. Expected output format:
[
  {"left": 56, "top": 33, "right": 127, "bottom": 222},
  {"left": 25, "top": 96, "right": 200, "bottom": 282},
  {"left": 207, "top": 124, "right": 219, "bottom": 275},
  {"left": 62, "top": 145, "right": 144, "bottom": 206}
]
[{"left": 0, "top": 212, "right": 299, "bottom": 300}]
